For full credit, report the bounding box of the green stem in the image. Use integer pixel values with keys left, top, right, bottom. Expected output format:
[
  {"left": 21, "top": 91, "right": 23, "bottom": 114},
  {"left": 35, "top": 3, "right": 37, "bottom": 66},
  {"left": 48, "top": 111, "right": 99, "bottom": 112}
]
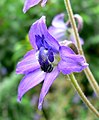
[
  {"left": 64, "top": 0, "right": 99, "bottom": 97},
  {"left": 69, "top": 74, "right": 99, "bottom": 117},
  {"left": 42, "top": 107, "right": 49, "bottom": 120}
]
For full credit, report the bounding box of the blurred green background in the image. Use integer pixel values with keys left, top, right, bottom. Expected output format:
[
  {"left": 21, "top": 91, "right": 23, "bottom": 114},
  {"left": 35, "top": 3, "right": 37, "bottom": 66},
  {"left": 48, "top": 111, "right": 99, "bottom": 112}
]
[{"left": 0, "top": 0, "right": 99, "bottom": 120}]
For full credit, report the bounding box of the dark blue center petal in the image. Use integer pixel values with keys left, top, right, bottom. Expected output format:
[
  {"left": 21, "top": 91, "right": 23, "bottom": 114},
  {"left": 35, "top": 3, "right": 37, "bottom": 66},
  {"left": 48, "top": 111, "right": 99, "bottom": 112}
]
[
  {"left": 41, "top": 62, "right": 53, "bottom": 73},
  {"left": 35, "top": 34, "right": 50, "bottom": 50},
  {"left": 48, "top": 49, "right": 54, "bottom": 62},
  {"left": 35, "top": 35, "right": 44, "bottom": 50},
  {"left": 35, "top": 34, "right": 55, "bottom": 73},
  {"left": 38, "top": 47, "right": 48, "bottom": 65},
  {"left": 43, "top": 40, "right": 50, "bottom": 49},
  {"left": 38, "top": 47, "right": 53, "bottom": 73}
]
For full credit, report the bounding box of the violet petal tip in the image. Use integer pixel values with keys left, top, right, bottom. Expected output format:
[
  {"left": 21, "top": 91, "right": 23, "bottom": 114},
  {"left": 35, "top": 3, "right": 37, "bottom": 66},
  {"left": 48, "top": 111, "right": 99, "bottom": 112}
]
[
  {"left": 17, "top": 95, "right": 22, "bottom": 103},
  {"left": 23, "top": 9, "right": 26, "bottom": 14},
  {"left": 38, "top": 103, "right": 42, "bottom": 110}
]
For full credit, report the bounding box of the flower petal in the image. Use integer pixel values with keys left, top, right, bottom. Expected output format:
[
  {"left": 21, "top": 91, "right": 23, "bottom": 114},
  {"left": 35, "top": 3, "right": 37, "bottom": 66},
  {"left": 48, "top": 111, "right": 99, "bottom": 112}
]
[
  {"left": 29, "top": 16, "right": 60, "bottom": 52},
  {"left": 52, "top": 13, "right": 66, "bottom": 29},
  {"left": 48, "top": 13, "right": 67, "bottom": 41},
  {"left": 60, "top": 46, "right": 87, "bottom": 63},
  {"left": 48, "top": 26, "right": 66, "bottom": 41},
  {"left": 38, "top": 67, "right": 59, "bottom": 110},
  {"left": 59, "top": 46, "right": 75, "bottom": 58},
  {"left": 58, "top": 59, "right": 88, "bottom": 74},
  {"left": 23, "top": 0, "right": 41, "bottom": 13},
  {"left": 23, "top": 0, "right": 48, "bottom": 13},
  {"left": 74, "top": 14, "right": 83, "bottom": 32},
  {"left": 17, "top": 69, "right": 46, "bottom": 102},
  {"left": 16, "top": 50, "right": 40, "bottom": 74},
  {"left": 58, "top": 46, "right": 88, "bottom": 74}
]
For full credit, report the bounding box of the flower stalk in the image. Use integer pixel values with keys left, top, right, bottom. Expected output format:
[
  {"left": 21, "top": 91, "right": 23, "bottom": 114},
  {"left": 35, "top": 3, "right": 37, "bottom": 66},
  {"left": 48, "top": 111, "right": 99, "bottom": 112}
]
[
  {"left": 69, "top": 73, "right": 99, "bottom": 117},
  {"left": 64, "top": 0, "right": 99, "bottom": 97}
]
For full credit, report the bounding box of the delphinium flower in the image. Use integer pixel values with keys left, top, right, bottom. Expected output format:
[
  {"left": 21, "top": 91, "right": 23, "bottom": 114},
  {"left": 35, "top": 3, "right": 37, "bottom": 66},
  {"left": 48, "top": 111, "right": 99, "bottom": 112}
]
[
  {"left": 48, "top": 13, "right": 84, "bottom": 45},
  {"left": 16, "top": 16, "right": 88, "bottom": 110},
  {"left": 23, "top": 0, "right": 48, "bottom": 13}
]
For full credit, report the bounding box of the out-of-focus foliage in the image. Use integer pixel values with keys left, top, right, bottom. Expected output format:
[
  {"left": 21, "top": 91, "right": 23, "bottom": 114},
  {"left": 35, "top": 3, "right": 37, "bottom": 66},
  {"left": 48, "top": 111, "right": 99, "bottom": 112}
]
[{"left": 0, "top": 0, "right": 99, "bottom": 120}]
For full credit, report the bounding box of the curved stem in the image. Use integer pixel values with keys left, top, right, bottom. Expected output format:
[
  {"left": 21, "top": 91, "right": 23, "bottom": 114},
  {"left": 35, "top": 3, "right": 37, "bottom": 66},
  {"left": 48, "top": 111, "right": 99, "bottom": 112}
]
[
  {"left": 69, "top": 74, "right": 99, "bottom": 117},
  {"left": 84, "top": 67, "right": 99, "bottom": 97},
  {"left": 64, "top": 0, "right": 99, "bottom": 97},
  {"left": 42, "top": 107, "right": 49, "bottom": 120}
]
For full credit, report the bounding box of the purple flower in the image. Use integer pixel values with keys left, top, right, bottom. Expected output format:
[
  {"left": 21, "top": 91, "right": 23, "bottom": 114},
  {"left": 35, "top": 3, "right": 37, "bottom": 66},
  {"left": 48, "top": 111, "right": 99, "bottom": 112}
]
[
  {"left": 23, "top": 0, "right": 48, "bottom": 13},
  {"left": 48, "top": 13, "right": 84, "bottom": 45},
  {"left": 16, "top": 16, "right": 88, "bottom": 110}
]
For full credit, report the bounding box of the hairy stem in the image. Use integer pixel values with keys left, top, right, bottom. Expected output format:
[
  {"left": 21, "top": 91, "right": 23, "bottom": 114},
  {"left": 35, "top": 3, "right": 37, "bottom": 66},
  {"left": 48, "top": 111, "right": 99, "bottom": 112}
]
[
  {"left": 69, "top": 74, "right": 99, "bottom": 117},
  {"left": 64, "top": 0, "right": 99, "bottom": 97}
]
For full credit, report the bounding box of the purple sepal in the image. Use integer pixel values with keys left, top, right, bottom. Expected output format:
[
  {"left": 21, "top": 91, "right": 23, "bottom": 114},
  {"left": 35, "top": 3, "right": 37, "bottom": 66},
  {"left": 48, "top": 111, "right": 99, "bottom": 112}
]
[
  {"left": 23, "top": 0, "right": 48, "bottom": 13},
  {"left": 29, "top": 16, "right": 60, "bottom": 52},
  {"left": 16, "top": 50, "right": 40, "bottom": 74},
  {"left": 38, "top": 67, "right": 59, "bottom": 110},
  {"left": 58, "top": 46, "right": 88, "bottom": 74},
  {"left": 17, "top": 69, "right": 46, "bottom": 102}
]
